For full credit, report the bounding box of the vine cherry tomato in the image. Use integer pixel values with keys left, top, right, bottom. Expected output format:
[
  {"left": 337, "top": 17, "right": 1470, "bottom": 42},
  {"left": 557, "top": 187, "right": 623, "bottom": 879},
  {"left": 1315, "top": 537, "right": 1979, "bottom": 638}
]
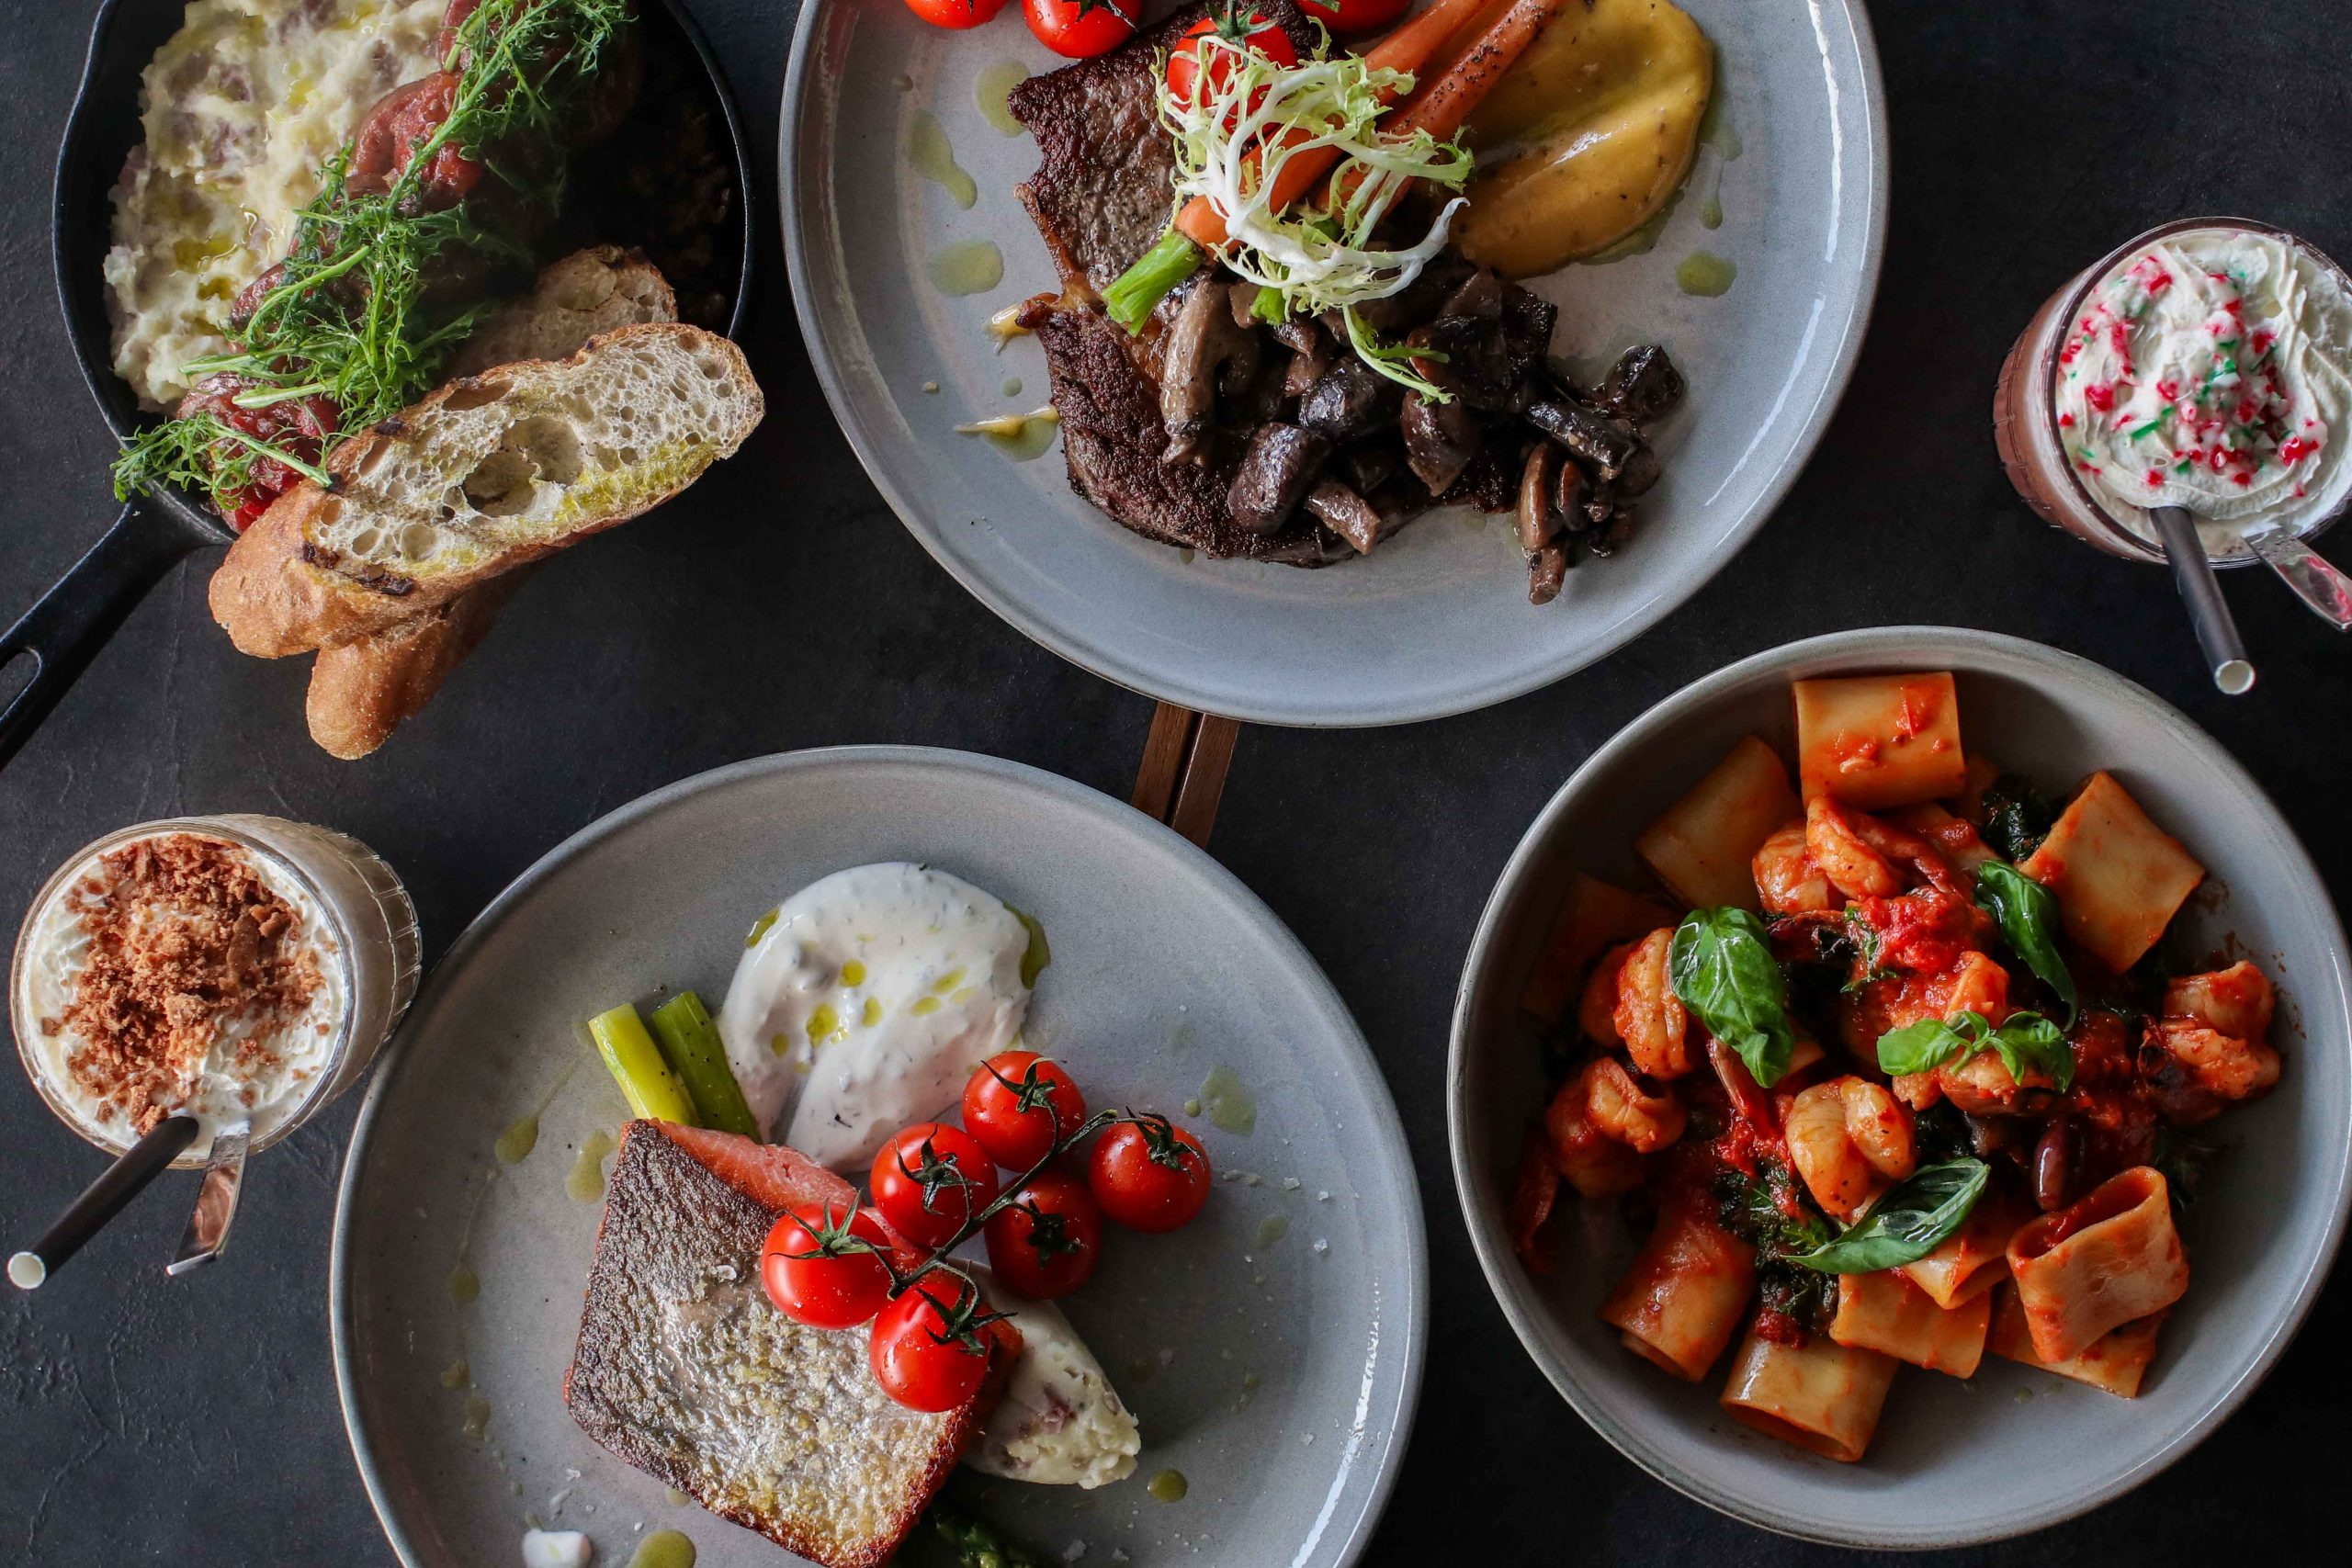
[
  {"left": 1165, "top": 6, "right": 1301, "bottom": 119},
  {"left": 903, "top": 0, "right": 1011, "bottom": 28},
  {"left": 869, "top": 1273, "right": 1020, "bottom": 1413},
  {"left": 759, "top": 1203, "right": 893, "bottom": 1330},
  {"left": 983, "top": 1172, "right": 1104, "bottom": 1298},
  {"left": 871, "top": 1122, "right": 1001, "bottom": 1249},
  {"left": 1298, "top": 0, "right": 1410, "bottom": 35},
  {"left": 1088, "top": 1114, "right": 1213, "bottom": 1233},
  {"left": 964, "top": 1051, "right": 1088, "bottom": 1171},
  {"left": 1022, "top": 0, "right": 1138, "bottom": 60}
]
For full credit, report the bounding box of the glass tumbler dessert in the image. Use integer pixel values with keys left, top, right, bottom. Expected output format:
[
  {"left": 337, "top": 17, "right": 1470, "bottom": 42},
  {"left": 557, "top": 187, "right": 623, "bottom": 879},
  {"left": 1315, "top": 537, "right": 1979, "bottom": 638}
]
[
  {"left": 1994, "top": 217, "right": 2352, "bottom": 565},
  {"left": 11, "top": 814, "right": 420, "bottom": 1168}
]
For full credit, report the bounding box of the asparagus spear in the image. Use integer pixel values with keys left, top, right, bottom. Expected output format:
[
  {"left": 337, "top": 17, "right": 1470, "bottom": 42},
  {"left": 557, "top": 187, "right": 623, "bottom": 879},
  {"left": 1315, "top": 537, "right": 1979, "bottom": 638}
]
[
  {"left": 588, "top": 1003, "right": 698, "bottom": 1125},
  {"left": 649, "top": 991, "right": 761, "bottom": 1139}
]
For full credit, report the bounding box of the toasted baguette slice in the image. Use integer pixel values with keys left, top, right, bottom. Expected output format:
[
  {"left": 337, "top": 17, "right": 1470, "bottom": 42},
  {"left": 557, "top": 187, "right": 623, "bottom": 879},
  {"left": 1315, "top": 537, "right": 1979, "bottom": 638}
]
[
  {"left": 566, "top": 1122, "right": 994, "bottom": 1568},
  {"left": 302, "top": 573, "right": 523, "bottom": 759},
  {"left": 450, "top": 245, "right": 676, "bottom": 377},
  {"left": 302, "top": 248, "right": 682, "bottom": 757},
  {"left": 209, "top": 322, "right": 762, "bottom": 657}
]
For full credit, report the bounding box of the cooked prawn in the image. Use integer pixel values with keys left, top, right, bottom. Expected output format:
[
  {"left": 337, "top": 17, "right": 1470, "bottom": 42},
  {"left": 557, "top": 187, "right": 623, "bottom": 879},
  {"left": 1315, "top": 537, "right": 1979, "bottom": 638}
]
[
  {"left": 1613, "top": 929, "right": 1694, "bottom": 1080},
  {"left": 2144, "top": 1017, "right": 2281, "bottom": 1125},
  {"left": 1580, "top": 1056, "right": 1686, "bottom": 1153},
  {"left": 2164, "top": 962, "right": 2275, "bottom": 1043},
  {"left": 1784, "top": 1076, "right": 1915, "bottom": 1221},
  {"left": 1805, "top": 796, "right": 1962, "bottom": 900},
  {"left": 1579, "top": 941, "right": 1638, "bottom": 1050},
  {"left": 1752, "top": 823, "right": 1837, "bottom": 915},
  {"left": 1543, "top": 1064, "right": 1644, "bottom": 1199}
]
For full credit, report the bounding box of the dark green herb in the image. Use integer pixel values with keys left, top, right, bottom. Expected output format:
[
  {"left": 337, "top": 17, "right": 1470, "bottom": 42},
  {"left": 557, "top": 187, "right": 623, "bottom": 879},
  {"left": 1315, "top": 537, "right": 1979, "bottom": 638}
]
[
  {"left": 112, "top": 0, "right": 633, "bottom": 513},
  {"left": 1668, "top": 908, "right": 1796, "bottom": 1086},
  {"left": 1977, "top": 773, "right": 2055, "bottom": 862},
  {"left": 1715, "top": 1163, "right": 1837, "bottom": 1330},
  {"left": 2150, "top": 1124, "right": 2217, "bottom": 1212},
  {"left": 929, "top": 1503, "right": 1046, "bottom": 1568},
  {"left": 1876, "top": 1009, "right": 2075, "bottom": 1092},
  {"left": 1787, "top": 1158, "right": 1989, "bottom": 1273},
  {"left": 1973, "top": 862, "right": 2077, "bottom": 1024},
  {"left": 1909, "top": 1101, "right": 1974, "bottom": 1167}
]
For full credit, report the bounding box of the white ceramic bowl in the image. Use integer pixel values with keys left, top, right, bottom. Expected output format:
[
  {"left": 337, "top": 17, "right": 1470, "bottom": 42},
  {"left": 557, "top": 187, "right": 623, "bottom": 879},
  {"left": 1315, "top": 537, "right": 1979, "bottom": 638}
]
[{"left": 1447, "top": 627, "right": 2350, "bottom": 1548}]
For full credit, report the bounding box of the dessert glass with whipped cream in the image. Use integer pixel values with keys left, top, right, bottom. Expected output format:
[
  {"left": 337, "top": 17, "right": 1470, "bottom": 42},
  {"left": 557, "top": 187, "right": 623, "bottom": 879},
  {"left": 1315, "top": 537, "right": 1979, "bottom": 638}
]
[
  {"left": 11, "top": 816, "right": 419, "bottom": 1167},
  {"left": 1996, "top": 218, "right": 2352, "bottom": 561}
]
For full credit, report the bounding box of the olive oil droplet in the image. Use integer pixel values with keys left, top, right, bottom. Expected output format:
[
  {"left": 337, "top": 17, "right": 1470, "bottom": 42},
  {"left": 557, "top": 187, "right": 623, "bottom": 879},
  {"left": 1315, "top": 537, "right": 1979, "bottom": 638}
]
[
  {"left": 1200, "top": 1065, "right": 1256, "bottom": 1134},
  {"left": 927, "top": 240, "right": 1004, "bottom": 298},
  {"left": 908, "top": 109, "right": 977, "bottom": 209},
  {"left": 1149, "top": 1469, "right": 1189, "bottom": 1503},
  {"left": 447, "top": 1264, "right": 480, "bottom": 1304},
  {"left": 626, "top": 1529, "right": 697, "bottom": 1568},
  {"left": 494, "top": 1114, "right": 538, "bottom": 1166},
  {"left": 569, "top": 1129, "right": 617, "bottom": 1202},
  {"left": 977, "top": 60, "right": 1031, "bottom": 136},
  {"left": 1674, "top": 251, "right": 1736, "bottom": 297}
]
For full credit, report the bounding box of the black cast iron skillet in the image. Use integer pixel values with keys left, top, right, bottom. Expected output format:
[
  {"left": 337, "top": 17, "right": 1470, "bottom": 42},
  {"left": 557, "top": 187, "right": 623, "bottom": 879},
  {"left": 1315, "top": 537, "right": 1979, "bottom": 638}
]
[{"left": 2, "top": 0, "right": 752, "bottom": 772}]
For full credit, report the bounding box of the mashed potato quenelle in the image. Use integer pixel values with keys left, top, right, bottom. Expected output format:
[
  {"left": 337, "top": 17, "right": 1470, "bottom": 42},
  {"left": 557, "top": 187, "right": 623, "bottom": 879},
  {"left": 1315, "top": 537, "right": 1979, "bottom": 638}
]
[
  {"left": 1453, "top": 0, "right": 1713, "bottom": 278},
  {"left": 104, "top": 0, "right": 448, "bottom": 410}
]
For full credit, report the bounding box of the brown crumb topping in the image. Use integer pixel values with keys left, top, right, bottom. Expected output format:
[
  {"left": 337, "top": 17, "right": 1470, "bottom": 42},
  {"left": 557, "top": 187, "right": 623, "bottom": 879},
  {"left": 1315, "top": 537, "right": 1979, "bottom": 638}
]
[{"left": 42, "top": 834, "right": 324, "bottom": 1135}]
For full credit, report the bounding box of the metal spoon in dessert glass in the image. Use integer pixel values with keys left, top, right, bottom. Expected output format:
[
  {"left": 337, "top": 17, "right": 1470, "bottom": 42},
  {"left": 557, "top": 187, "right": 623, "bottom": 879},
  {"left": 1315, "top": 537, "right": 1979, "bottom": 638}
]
[{"left": 2150, "top": 505, "right": 2256, "bottom": 694}]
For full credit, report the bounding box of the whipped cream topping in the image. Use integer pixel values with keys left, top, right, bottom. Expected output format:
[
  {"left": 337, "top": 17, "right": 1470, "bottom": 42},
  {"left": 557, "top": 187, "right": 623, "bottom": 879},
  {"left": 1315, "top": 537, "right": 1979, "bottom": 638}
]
[
  {"left": 2054, "top": 227, "right": 2352, "bottom": 549},
  {"left": 16, "top": 833, "right": 347, "bottom": 1156}
]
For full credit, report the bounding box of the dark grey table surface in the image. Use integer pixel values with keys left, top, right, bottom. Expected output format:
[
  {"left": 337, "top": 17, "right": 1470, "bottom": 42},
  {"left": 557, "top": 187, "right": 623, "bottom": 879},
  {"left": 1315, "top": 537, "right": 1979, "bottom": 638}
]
[{"left": 2, "top": 1, "right": 2344, "bottom": 1563}]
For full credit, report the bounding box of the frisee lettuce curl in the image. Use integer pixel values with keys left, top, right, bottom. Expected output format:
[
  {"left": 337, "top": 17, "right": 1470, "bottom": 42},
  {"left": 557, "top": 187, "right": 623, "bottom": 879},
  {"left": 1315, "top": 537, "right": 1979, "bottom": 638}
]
[{"left": 1156, "top": 34, "right": 1473, "bottom": 396}]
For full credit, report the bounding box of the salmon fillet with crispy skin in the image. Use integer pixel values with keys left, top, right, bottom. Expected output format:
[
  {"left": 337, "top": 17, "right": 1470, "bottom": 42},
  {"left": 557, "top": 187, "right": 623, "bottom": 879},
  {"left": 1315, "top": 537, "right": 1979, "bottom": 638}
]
[{"left": 564, "top": 1121, "right": 994, "bottom": 1568}]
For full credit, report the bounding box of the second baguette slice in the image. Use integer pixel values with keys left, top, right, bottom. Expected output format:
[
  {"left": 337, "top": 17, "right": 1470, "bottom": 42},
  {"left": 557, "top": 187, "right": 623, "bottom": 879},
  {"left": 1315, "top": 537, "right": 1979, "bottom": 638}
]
[{"left": 210, "top": 323, "right": 763, "bottom": 658}]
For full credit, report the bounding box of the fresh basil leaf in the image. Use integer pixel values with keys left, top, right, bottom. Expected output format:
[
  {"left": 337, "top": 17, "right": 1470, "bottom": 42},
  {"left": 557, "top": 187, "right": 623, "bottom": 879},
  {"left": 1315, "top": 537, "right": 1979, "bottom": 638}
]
[
  {"left": 1787, "top": 1158, "right": 1991, "bottom": 1274},
  {"left": 1974, "top": 862, "right": 2078, "bottom": 1025},
  {"left": 1875, "top": 1016, "right": 1969, "bottom": 1077},
  {"left": 1978, "top": 774, "right": 2056, "bottom": 863},
  {"left": 1668, "top": 908, "right": 1796, "bottom": 1087},
  {"left": 1985, "top": 1010, "right": 2076, "bottom": 1093}
]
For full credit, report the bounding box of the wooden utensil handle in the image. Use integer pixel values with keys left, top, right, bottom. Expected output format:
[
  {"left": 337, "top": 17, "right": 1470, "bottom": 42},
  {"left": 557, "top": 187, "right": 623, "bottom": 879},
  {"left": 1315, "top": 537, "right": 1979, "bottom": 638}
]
[{"left": 1132, "top": 703, "right": 1241, "bottom": 849}]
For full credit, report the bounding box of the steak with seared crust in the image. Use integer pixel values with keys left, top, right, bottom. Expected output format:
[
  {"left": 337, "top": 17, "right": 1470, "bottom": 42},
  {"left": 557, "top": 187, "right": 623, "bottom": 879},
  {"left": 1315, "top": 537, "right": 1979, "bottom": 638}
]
[{"left": 1011, "top": 3, "right": 1349, "bottom": 562}]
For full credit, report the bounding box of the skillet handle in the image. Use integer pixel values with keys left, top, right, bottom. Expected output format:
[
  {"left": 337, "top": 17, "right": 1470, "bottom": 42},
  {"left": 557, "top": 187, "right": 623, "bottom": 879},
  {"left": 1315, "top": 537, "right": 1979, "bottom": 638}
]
[{"left": 0, "top": 503, "right": 208, "bottom": 772}]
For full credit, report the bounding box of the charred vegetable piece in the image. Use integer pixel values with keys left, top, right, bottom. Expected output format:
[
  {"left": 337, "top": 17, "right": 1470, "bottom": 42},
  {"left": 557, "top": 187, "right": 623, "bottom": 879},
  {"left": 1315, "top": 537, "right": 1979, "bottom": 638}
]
[
  {"left": 1305, "top": 478, "right": 1385, "bottom": 554},
  {"left": 1552, "top": 451, "right": 1588, "bottom": 530},
  {"left": 1160, "top": 277, "right": 1261, "bottom": 464},
  {"left": 1516, "top": 443, "right": 1562, "bottom": 552},
  {"left": 1528, "top": 543, "right": 1569, "bottom": 604},
  {"left": 1298, "top": 357, "right": 1403, "bottom": 441},
  {"left": 1227, "top": 423, "right": 1332, "bottom": 533},
  {"left": 1614, "top": 428, "right": 1662, "bottom": 498},
  {"left": 1405, "top": 314, "right": 1530, "bottom": 411},
  {"left": 1401, "top": 392, "right": 1480, "bottom": 492},
  {"left": 1337, "top": 439, "right": 1399, "bottom": 496},
  {"left": 1597, "top": 344, "right": 1686, "bottom": 423},
  {"left": 1524, "top": 398, "right": 1641, "bottom": 481}
]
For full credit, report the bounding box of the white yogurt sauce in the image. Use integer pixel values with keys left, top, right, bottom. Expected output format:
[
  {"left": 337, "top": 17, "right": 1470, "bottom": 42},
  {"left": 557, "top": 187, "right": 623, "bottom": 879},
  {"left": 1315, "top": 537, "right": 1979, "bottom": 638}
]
[
  {"left": 16, "top": 836, "right": 347, "bottom": 1156},
  {"left": 2055, "top": 226, "right": 2352, "bottom": 549},
  {"left": 967, "top": 1269, "right": 1142, "bottom": 1489},
  {"left": 717, "top": 863, "right": 1036, "bottom": 1170}
]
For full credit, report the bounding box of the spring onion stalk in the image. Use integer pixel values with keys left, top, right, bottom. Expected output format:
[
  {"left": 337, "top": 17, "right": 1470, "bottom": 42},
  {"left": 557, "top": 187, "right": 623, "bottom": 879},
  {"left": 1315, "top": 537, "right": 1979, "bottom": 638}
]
[
  {"left": 1106, "top": 35, "right": 1473, "bottom": 396},
  {"left": 588, "top": 1003, "right": 698, "bottom": 1125},
  {"left": 649, "top": 991, "right": 761, "bottom": 1139}
]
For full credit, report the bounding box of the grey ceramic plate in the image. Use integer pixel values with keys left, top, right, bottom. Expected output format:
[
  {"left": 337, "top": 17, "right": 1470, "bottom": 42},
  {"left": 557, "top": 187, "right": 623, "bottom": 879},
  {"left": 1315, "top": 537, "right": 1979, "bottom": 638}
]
[
  {"left": 333, "top": 748, "right": 1424, "bottom": 1567},
  {"left": 1448, "top": 627, "right": 2352, "bottom": 1548},
  {"left": 781, "top": 0, "right": 1887, "bottom": 726}
]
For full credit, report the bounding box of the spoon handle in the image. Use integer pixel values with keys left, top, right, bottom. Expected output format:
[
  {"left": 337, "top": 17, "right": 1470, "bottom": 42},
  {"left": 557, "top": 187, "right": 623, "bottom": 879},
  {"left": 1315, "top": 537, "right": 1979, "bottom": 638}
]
[
  {"left": 166, "top": 1121, "right": 251, "bottom": 1277},
  {"left": 2246, "top": 525, "right": 2352, "bottom": 630},
  {"left": 2152, "top": 506, "right": 2256, "bottom": 694}
]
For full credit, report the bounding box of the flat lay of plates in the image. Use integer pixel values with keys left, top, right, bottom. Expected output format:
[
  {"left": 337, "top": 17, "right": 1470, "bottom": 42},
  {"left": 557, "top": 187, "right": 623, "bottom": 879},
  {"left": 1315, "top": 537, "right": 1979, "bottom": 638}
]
[{"left": 4, "top": 2, "right": 2349, "bottom": 1566}]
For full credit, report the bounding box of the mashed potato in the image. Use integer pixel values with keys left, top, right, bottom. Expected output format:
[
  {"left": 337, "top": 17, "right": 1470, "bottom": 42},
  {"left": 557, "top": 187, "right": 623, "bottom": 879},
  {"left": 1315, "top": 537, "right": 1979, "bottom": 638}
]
[{"left": 103, "top": 0, "right": 447, "bottom": 410}]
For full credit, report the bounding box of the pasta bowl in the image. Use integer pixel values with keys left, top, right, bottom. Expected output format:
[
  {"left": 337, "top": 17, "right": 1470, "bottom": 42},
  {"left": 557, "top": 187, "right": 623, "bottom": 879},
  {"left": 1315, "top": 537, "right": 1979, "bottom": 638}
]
[{"left": 1447, "top": 626, "right": 2351, "bottom": 1547}]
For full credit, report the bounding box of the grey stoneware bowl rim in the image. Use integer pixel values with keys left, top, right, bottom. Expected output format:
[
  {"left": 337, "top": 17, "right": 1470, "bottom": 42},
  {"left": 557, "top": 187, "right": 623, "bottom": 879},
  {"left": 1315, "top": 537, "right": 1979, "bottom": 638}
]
[
  {"left": 1443, "top": 625, "right": 2352, "bottom": 1548},
  {"left": 329, "top": 744, "right": 1430, "bottom": 1567},
  {"left": 775, "top": 0, "right": 1893, "bottom": 728}
]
